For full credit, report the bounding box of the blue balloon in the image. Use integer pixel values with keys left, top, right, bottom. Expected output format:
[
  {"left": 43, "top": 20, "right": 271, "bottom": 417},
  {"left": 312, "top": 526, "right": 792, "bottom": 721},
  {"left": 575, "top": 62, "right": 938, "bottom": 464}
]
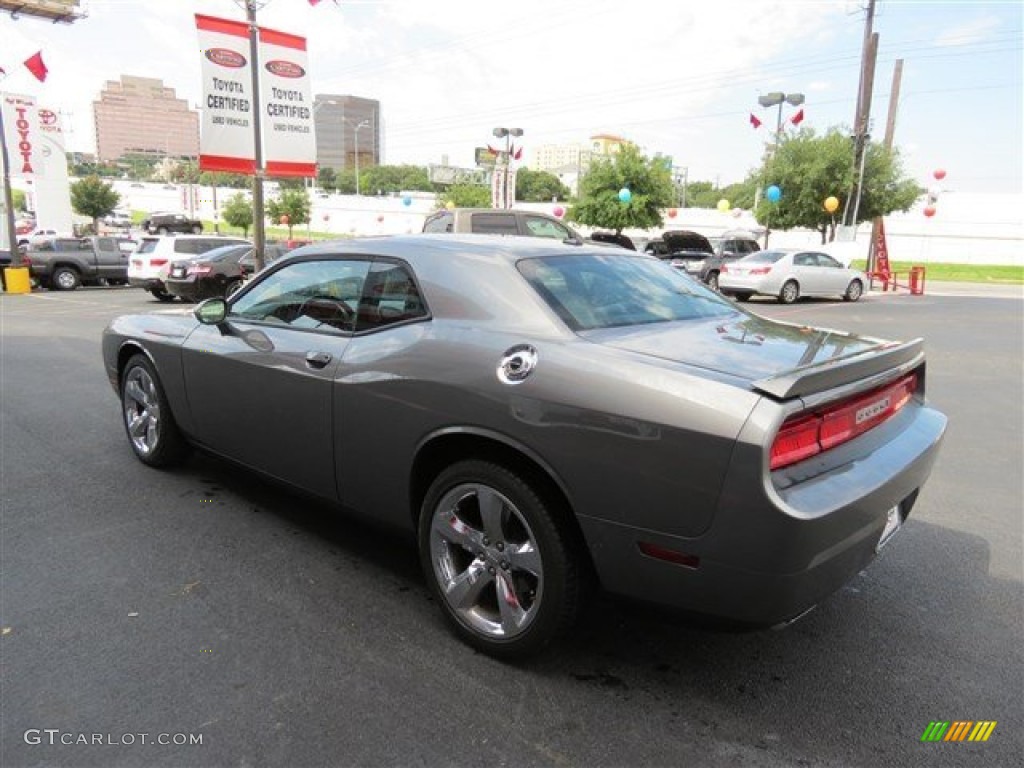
[
  {"left": 618, "top": 187, "right": 632, "bottom": 203},
  {"left": 402, "top": 196, "right": 412, "bottom": 207},
  {"left": 766, "top": 185, "right": 782, "bottom": 203}
]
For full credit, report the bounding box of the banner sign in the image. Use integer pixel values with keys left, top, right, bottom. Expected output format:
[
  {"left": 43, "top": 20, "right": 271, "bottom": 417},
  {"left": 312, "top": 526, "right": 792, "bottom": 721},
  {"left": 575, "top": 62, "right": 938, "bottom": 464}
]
[
  {"left": 259, "top": 26, "right": 316, "bottom": 177},
  {"left": 873, "top": 217, "right": 891, "bottom": 278},
  {"left": 195, "top": 14, "right": 316, "bottom": 178},
  {"left": 196, "top": 14, "right": 256, "bottom": 174},
  {"left": 1, "top": 92, "right": 41, "bottom": 177}
]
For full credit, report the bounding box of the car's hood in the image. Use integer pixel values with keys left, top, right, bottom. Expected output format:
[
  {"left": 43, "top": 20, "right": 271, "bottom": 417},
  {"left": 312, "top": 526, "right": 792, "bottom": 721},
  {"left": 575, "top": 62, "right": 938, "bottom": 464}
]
[{"left": 581, "top": 313, "right": 887, "bottom": 384}]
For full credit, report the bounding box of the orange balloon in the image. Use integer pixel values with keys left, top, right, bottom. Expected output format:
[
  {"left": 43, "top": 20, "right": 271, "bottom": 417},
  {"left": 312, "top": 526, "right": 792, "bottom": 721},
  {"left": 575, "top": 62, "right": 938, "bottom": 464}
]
[
  {"left": 279, "top": 214, "right": 289, "bottom": 225},
  {"left": 923, "top": 205, "right": 936, "bottom": 218},
  {"left": 667, "top": 208, "right": 677, "bottom": 218}
]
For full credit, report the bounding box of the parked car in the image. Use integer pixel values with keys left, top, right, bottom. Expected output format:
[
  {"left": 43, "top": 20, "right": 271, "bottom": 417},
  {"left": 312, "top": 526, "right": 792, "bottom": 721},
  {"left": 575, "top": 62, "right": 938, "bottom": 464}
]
[
  {"left": 644, "top": 230, "right": 720, "bottom": 284},
  {"left": 164, "top": 243, "right": 291, "bottom": 301},
  {"left": 17, "top": 228, "right": 64, "bottom": 247},
  {"left": 103, "top": 235, "right": 945, "bottom": 658},
  {"left": 423, "top": 208, "right": 582, "bottom": 243},
  {"left": 22, "top": 236, "right": 129, "bottom": 290},
  {"left": 128, "top": 235, "right": 249, "bottom": 301},
  {"left": 115, "top": 237, "right": 139, "bottom": 257},
  {"left": 141, "top": 212, "right": 203, "bottom": 236},
  {"left": 103, "top": 210, "right": 133, "bottom": 229},
  {"left": 719, "top": 248, "right": 867, "bottom": 304}
]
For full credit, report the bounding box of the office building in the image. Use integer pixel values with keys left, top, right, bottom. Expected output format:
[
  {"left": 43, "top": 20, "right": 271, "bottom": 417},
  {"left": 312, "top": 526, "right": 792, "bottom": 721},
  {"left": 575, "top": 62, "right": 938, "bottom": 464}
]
[
  {"left": 313, "top": 94, "right": 381, "bottom": 172},
  {"left": 93, "top": 75, "right": 199, "bottom": 162}
]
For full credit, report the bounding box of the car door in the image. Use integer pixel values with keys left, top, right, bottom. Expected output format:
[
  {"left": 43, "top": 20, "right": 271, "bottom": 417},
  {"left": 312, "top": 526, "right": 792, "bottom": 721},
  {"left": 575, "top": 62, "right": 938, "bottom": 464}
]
[
  {"left": 814, "top": 252, "right": 850, "bottom": 294},
  {"left": 181, "top": 257, "right": 371, "bottom": 500},
  {"left": 94, "top": 237, "right": 126, "bottom": 280},
  {"left": 791, "top": 251, "right": 824, "bottom": 294}
]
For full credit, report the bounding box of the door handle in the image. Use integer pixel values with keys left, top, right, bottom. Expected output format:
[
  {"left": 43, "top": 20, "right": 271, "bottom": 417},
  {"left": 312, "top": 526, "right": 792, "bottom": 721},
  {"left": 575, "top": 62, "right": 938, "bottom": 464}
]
[{"left": 305, "top": 350, "right": 332, "bottom": 369}]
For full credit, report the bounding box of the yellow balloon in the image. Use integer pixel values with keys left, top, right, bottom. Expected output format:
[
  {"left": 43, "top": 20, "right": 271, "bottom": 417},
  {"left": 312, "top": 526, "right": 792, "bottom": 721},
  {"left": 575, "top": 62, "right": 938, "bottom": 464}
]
[
  {"left": 824, "top": 196, "right": 840, "bottom": 213},
  {"left": 445, "top": 201, "right": 456, "bottom": 210},
  {"left": 717, "top": 199, "right": 731, "bottom": 212}
]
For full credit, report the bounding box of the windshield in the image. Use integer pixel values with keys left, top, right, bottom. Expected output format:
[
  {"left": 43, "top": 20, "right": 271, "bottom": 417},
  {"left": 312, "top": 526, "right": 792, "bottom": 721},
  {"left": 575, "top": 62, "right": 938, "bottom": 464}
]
[{"left": 518, "top": 253, "right": 735, "bottom": 331}]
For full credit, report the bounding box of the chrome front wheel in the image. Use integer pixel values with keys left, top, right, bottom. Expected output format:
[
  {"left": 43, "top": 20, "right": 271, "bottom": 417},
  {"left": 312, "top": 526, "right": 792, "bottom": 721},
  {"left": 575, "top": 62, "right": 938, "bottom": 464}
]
[{"left": 120, "top": 354, "right": 188, "bottom": 467}]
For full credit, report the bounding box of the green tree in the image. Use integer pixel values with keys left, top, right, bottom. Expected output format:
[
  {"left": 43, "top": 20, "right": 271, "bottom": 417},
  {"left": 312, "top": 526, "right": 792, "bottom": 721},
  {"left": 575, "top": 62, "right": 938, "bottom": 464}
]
[
  {"left": 334, "top": 169, "right": 356, "bottom": 194},
  {"left": 199, "top": 171, "right": 250, "bottom": 189},
  {"left": 70, "top": 175, "right": 120, "bottom": 230},
  {"left": 440, "top": 183, "right": 491, "bottom": 209},
  {"left": 516, "top": 168, "right": 570, "bottom": 202},
  {"left": 12, "top": 189, "right": 27, "bottom": 213},
  {"left": 569, "top": 144, "right": 676, "bottom": 233},
  {"left": 757, "top": 127, "right": 919, "bottom": 243},
  {"left": 361, "top": 164, "right": 432, "bottom": 195},
  {"left": 266, "top": 188, "right": 310, "bottom": 239},
  {"left": 222, "top": 192, "right": 254, "bottom": 237},
  {"left": 317, "top": 167, "right": 337, "bottom": 193}
]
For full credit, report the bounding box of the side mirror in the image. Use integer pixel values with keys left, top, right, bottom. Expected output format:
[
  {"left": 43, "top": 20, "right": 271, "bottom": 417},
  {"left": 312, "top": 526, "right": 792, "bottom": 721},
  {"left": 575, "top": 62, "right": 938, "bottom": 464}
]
[{"left": 194, "top": 298, "right": 227, "bottom": 325}]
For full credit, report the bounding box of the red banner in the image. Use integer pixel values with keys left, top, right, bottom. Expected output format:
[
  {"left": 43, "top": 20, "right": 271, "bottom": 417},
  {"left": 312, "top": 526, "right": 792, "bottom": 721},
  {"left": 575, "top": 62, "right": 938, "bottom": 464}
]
[{"left": 873, "top": 217, "right": 890, "bottom": 279}]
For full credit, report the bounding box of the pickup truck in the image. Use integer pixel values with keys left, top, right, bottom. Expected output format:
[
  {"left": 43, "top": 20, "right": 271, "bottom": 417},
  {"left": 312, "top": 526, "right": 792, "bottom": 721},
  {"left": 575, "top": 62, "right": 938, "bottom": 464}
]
[{"left": 23, "top": 236, "right": 129, "bottom": 291}]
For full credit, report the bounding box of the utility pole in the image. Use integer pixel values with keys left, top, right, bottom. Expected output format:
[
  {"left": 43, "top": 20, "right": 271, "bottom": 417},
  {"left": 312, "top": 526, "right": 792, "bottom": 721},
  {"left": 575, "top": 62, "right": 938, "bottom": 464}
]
[
  {"left": 867, "top": 58, "right": 904, "bottom": 283},
  {"left": 842, "top": 0, "right": 878, "bottom": 230},
  {"left": 245, "top": 1, "right": 267, "bottom": 271}
]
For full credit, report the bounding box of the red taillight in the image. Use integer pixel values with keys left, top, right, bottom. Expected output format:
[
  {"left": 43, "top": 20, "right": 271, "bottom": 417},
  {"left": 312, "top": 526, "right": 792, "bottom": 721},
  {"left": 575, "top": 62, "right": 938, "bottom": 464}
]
[
  {"left": 150, "top": 258, "right": 168, "bottom": 267},
  {"left": 750, "top": 266, "right": 772, "bottom": 275},
  {"left": 770, "top": 374, "right": 918, "bottom": 470},
  {"left": 721, "top": 266, "right": 729, "bottom": 273},
  {"left": 187, "top": 264, "right": 213, "bottom": 276}
]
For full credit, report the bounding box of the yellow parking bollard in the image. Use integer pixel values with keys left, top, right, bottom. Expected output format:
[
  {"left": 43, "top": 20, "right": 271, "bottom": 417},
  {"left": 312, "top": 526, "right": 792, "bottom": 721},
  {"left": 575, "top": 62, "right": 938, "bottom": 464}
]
[{"left": 3, "top": 267, "right": 32, "bottom": 294}]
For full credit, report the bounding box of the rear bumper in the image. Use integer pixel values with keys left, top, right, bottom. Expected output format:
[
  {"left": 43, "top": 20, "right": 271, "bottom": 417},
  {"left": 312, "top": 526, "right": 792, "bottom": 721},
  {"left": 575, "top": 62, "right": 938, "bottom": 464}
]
[
  {"left": 129, "top": 277, "right": 163, "bottom": 290},
  {"left": 576, "top": 402, "right": 947, "bottom": 625}
]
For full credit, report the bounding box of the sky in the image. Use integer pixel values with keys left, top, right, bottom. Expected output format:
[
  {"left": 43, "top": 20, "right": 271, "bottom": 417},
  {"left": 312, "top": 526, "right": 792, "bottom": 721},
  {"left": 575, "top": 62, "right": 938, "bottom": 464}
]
[{"left": 1, "top": 0, "right": 1021, "bottom": 193}]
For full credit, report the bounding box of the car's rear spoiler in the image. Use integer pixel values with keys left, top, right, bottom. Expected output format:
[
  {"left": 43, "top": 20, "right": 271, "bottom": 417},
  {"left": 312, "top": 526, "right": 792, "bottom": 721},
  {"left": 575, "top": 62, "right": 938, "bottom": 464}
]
[{"left": 753, "top": 338, "right": 925, "bottom": 399}]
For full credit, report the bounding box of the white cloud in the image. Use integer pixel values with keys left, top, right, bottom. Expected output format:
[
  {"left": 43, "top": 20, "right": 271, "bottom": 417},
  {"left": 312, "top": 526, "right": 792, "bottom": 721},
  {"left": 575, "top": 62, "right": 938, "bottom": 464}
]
[{"left": 933, "top": 15, "right": 1001, "bottom": 47}]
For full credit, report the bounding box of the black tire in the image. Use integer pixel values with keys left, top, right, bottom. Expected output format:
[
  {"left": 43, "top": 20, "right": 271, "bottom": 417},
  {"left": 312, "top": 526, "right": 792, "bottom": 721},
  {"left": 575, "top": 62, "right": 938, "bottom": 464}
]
[
  {"left": 734, "top": 292, "right": 752, "bottom": 302},
  {"left": 706, "top": 271, "right": 720, "bottom": 292},
  {"left": 418, "top": 459, "right": 583, "bottom": 659},
  {"left": 157, "top": 227, "right": 169, "bottom": 236},
  {"left": 51, "top": 266, "right": 80, "bottom": 291},
  {"left": 844, "top": 279, "right": 864, "bottom": 302},
  {"left": 119, "top": 354, "right": 189, "bottom": 467},
  {"left": 191, "top": 224, "right": 203, "bottom": 235},
  {"left": 779, "top": 280, "right": 800, "bottom": 304},
  {"left": 225, "top": 278, "right": 244, "bottom": 298},
  {"left": 149, "top": 286, "right": 176, "bottom": 302}
]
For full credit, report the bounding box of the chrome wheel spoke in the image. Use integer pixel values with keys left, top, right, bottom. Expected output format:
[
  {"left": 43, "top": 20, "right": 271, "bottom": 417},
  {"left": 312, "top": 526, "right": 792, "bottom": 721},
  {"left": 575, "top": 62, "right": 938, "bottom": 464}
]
[
  {"left": 477, "top": 486, "right": 506, "bottom": 543},
  {"left": 125, "top": 379, "right": 146, "bottom": 406},
  {"left": 496, "top": 572, "right": 529, "bottom": 633},
  {"left": 124, "top": 368, "right": 160, "bottom": 455},
  {"left": 432, "top": 509, "right": 484, "bottom": 553},
  {"left": 507, "top": 541, "right": 542, "bottom": 578},
  {"left": 127, "top": 410, "right": 148, "bottom": 438},
  {"left": 447, "top": 560, "right": 493, "bottom": 612}
]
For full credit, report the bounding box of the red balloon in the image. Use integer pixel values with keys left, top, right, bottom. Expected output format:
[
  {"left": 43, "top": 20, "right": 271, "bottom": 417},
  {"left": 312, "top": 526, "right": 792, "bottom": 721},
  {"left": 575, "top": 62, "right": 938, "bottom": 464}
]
[
  {"left": 322, "top": 214, "right": 329, "bottom": 222},
  {"left": 923, "top": 205, "right": 937, "bottom": 218},
  {"left": 552, "top": 206, "right": 565, "bottom": 218},
  {"left": 668, "top": 208, "right": 678, "bottom": 218},
  {"left": 933, "top": 169, "right": 946, "bottom": 180},
  {"left": 376, "top": 214, "right": 384, "bottom": 223},
  {"left": 279, "top": 214, "right": 289, "bottom": 225}
]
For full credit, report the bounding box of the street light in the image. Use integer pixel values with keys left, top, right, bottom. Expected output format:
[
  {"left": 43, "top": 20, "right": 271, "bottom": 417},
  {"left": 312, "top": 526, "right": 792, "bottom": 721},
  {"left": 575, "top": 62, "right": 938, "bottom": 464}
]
[
  {"left": 757, "top": 91, "right": 805, "bottom": 146},
  {"left": 492, "top": 126, "right": 523, "bottom": 209},
  {"left": 348, "top": 119, "right": 370, "bottom": 196}
]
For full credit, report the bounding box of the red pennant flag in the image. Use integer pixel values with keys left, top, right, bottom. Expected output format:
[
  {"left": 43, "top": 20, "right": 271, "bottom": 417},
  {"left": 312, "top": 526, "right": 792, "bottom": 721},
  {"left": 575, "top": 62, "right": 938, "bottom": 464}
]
[
  {"left": 513, "top": 146, "right": 523, "bottom": 161},
  {"left": 23, "top": 51, "right": 48, "bottom": 82},
  {"left": 790, "top": 108, "right": 804, "bottom": 126},
  {"left": 486, "top": 145, "right": 499, "bottom": 156},
  {"left": 749, "top": 113, "right": 762, "bottom": 129}
]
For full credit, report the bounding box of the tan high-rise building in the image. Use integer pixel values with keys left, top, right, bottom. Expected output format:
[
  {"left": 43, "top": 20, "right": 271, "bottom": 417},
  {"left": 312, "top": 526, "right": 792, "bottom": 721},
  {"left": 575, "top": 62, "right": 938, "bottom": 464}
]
[
  {"left": 313, "top": 94, "right": 381, "bottom": 173},
  {"left": 93, "top": 76, "right": 199, "bottom": 162}
]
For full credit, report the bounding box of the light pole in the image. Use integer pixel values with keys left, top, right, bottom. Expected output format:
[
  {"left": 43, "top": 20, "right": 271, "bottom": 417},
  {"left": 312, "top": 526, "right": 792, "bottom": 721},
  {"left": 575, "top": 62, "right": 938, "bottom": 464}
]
[
  {"left": 350, "top": 119, "right": 369, "bottom": 196},
  {"left": 757, "top": 91, "right": 805, "bottom": 149},
  {"left": 492, "top": 127, "right": 523, "bottom": 209}
]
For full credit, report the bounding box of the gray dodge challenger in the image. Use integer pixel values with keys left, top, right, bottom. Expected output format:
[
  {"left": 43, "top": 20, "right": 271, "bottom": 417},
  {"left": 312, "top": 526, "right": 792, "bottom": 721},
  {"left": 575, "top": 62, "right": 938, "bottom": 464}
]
[{"left": 102, "top": 234, "right": 947, "bottom": 658}]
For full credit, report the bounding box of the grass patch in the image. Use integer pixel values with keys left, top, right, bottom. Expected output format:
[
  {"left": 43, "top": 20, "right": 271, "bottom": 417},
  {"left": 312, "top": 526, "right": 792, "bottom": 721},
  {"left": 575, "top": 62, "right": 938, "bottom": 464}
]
[{"left": 851, "top": 260, "right": 1023, "bottom": 284}]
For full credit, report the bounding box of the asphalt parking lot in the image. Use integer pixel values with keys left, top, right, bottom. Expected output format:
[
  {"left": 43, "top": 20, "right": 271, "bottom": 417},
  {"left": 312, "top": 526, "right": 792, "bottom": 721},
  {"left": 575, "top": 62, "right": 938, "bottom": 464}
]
[{"left": 2, "top": 284, "right": 1021, "bottom": 767}]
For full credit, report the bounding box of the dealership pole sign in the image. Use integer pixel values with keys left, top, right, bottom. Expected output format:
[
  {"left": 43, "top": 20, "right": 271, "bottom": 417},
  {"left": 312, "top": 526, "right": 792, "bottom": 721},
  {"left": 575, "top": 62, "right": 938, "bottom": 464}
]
[
  {"left": 195, "top": 14, "right": 316, "bottom": 177},
  {"left": 1, "top": 93, "right": 41, "bottom": 178}
]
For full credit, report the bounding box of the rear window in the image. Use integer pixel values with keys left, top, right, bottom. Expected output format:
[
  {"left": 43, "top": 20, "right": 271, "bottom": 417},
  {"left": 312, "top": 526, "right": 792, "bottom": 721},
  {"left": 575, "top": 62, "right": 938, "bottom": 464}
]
[
  {"left": 137, "top": 238, "right": 160, "bottom": 254},
  {"left": 517, "top": 253, "right": 734, "bottom": 331},
  {"left": 746, "top": 250, "right": 786, "bottom": 264}
]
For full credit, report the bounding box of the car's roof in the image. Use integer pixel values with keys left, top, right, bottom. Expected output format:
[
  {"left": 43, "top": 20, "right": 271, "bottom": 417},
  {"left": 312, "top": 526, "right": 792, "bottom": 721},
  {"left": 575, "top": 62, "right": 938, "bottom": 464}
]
[{"left": 292, "top": 233, "right": 629, "bottom": 265}]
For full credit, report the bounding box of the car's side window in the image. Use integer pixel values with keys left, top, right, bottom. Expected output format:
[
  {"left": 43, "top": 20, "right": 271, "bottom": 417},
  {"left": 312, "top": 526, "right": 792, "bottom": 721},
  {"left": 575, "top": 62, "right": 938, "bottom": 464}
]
[
  {"left": 524, "top": 216, "right": 570, "bottom": 240},
  {"left": 423, "top": 213, "right": 453, "bottom": 233},
  {"left": 817, "top": 253, "right": 842, "bottom": 268},
  {"left": 354, "top": 261, "right": 428, "bottom": 333},
  {"left": 229, "top": 259, "right": 371, "bottom": 333},
  {"left": 794, "top": 253, "right": 817, "bottom": 267},
  {"left": 470, "top": 213, "right": 518, "bottom": 235},
  {"left": 174, "top": 240, "right": 200, "bottom": 255}
]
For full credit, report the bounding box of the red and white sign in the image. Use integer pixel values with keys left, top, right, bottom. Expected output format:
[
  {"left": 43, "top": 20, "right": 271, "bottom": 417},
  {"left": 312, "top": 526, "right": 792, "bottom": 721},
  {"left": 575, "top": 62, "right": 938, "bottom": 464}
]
[
  {"left": 195, "top": 14, "right": 316, "bottom": 177},
  {"left": 196, "top": 14, "right": 256, "bottom": 174},
  {"left": 258, "top": 25, "right": 316, "bottom": 177},
  {"left": 1, "top": 92, "right": 41, "bottom": 177}
]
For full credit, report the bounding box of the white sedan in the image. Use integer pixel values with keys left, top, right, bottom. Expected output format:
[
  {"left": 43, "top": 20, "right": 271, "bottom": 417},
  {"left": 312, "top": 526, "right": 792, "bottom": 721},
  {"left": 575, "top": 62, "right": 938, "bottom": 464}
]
[{"left": 719, "top": 248, "right": 866, "bottom": 304}]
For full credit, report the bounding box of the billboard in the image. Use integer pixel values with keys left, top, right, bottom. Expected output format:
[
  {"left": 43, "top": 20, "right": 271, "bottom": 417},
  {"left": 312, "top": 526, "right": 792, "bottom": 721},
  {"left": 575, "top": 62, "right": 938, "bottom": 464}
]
[
  {"left": 0, "top": 0, "right": 84, "bottom": 23},
  {"left": 195, "top": 14, "right": 316, "bottom": 177}
]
